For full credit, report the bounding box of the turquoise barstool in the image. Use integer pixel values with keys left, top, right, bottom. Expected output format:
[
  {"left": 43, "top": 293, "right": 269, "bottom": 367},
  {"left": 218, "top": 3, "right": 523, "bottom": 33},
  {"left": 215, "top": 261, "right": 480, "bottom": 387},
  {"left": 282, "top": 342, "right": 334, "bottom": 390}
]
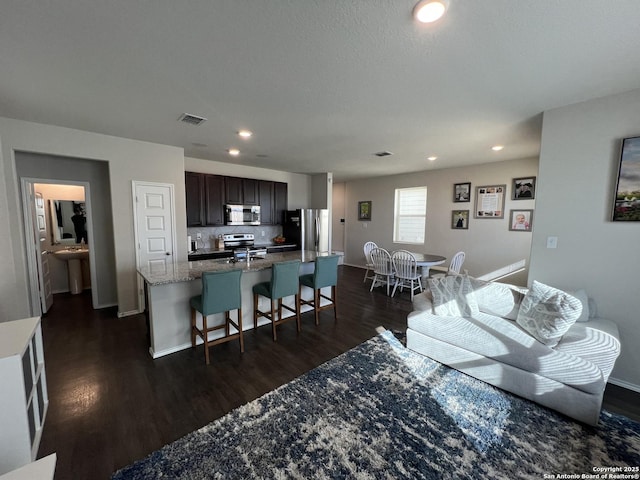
[
  {"left": 299, "top": 255, "right": 340, "bottom": 325},
  {"left": 253, "top": 260, "right": 301, "bottom": 341},
  {"left": 190, "top": 269, "right": 243, "bottom": 365}
]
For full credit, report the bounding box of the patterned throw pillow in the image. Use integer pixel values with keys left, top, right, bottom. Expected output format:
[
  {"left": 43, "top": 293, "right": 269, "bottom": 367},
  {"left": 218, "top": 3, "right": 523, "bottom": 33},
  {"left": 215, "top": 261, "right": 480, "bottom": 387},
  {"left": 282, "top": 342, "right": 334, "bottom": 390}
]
[
  {"left": 516, "top": 281, "right": 582, "bottom": 347},
  {"left": 428, "top": 274, "right": 479, "bottom": 317}
]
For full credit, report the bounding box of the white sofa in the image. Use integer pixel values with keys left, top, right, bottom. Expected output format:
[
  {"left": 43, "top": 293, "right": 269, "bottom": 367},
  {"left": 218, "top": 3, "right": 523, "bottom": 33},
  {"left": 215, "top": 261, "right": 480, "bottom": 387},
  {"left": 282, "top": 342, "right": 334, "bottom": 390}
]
[{"left": 406, "top": 277, "right": 621, "bottom": 425}]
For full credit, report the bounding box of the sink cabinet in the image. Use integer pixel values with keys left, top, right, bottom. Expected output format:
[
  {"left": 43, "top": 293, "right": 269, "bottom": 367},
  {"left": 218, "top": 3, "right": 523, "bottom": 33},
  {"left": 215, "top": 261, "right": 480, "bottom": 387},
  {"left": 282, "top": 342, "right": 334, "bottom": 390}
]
[{"left": 0, "top": 317, "right": 48, "bottom": 475}]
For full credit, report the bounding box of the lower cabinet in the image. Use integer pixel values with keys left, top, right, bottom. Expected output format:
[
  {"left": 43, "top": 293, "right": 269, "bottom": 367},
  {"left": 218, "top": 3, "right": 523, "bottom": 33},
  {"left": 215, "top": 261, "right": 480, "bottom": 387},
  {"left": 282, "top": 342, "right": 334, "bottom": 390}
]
[{"left": 0, "top": 317, "right": 48, "bottom": 475}]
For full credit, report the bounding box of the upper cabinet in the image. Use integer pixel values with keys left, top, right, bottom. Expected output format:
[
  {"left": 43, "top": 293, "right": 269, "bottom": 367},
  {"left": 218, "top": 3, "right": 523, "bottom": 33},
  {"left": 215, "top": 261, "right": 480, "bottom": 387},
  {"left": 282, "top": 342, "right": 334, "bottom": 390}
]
[
  {"left": 204, "top": 175, "right": 225, "bottom": 226},
  {"left": 186, "top": 173, "right": 287, "bottom": 226},
  {"left": 185, "top": 172, "right": 205, "bottom": 227},
  {"left": 225, "top": 177, "right": 258, "bottom": 205}
]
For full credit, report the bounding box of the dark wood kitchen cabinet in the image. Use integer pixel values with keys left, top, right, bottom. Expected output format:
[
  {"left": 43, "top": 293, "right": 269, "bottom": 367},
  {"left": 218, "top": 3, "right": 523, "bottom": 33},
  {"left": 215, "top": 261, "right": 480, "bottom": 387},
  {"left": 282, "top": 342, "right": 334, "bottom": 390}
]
[
  {"left": 225, "top": 177, "right": 258, "bottom": 205},
  {"left": 204, "top": 174, "right": 225, "bottom": 225},
  {"left": 258, "top": 180, "right": 288, "bottom": 225},
  {"left": 185, "top": 171, "right": 205, "bottom": 226},
  {"left": 274, "top": 182, "right": 288, "bottom": 225},
  {"left": 186, "top": 172, "right": 286, "bottom": 226}
]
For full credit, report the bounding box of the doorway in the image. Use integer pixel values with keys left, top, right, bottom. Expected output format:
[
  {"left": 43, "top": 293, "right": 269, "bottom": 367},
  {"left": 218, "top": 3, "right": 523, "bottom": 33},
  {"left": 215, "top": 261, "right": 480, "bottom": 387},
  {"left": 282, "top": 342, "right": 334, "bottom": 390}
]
[{"left": 22, "top": 179, "right": 98, "bottom": 314}]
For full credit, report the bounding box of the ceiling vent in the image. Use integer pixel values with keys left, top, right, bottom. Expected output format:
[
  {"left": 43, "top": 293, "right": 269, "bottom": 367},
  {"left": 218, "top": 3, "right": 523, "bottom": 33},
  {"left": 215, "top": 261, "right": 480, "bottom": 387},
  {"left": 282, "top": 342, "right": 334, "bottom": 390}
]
[
  {"left": 373, "top": 151, "right": 393, "bottom": 157},
  {"left": 178, "top": 113, "right": 207, "bottom": 126}
]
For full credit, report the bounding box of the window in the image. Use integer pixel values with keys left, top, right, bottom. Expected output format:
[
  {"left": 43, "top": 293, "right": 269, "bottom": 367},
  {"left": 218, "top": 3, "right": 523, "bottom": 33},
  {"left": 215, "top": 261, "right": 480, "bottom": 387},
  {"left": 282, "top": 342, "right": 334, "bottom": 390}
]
[{"left": 393, "top": 187, "right": 427, "bottom": 244}]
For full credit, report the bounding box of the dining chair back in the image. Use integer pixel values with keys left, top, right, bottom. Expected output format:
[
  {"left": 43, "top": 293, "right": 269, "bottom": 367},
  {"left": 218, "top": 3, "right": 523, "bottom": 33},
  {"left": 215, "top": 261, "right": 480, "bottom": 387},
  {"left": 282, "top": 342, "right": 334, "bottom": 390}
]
[
  {"left": 253, "top": 260, "right": 302, "bottom": 341},
  {"left": 448, "top": 251, "right": 466, "bottom": 274},
  {"left": 369, "top": 247, "right": 394, "bottom": 296},
  {"left": 299, "top": 255, "right": 340, "bottom": 325},
  {"left": 190, "top": 269, "right": 243, "bottom": 364},
  {"left": 391, "top": 250, "right": 423, "bottom": 300},
  {"left": 363, "top": 241, "right": 377, "bottom": 283}
]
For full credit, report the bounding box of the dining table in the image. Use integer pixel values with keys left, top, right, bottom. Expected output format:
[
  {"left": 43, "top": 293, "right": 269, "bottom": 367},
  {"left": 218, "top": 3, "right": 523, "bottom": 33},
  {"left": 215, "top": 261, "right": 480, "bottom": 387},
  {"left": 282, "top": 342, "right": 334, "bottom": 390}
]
[{"left": 410, "top": 253, "right": 447, "bottom": 279}]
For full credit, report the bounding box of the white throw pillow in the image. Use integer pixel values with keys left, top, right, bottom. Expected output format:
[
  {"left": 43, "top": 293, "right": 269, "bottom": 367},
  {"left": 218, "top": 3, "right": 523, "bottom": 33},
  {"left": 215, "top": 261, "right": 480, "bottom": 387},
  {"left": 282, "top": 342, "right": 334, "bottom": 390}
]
[
  {"left": 569, "top": 289, "right": 590, "bottom": 322},
  {"left": 516, "top": 281, "right": 582, "bottom": 347},
  {"left": 428, "top": 274, "right": 479, "bottom": 317},
  {"left": 469, "top": 277, "right": 526, "bottom": 320}
]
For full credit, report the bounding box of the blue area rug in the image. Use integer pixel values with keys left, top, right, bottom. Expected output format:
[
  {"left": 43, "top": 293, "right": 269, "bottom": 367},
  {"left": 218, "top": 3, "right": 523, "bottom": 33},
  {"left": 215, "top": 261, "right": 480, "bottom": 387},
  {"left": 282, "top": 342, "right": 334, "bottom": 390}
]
[{"left": 113, "top": 330, "right": 640, "bottom": 479}]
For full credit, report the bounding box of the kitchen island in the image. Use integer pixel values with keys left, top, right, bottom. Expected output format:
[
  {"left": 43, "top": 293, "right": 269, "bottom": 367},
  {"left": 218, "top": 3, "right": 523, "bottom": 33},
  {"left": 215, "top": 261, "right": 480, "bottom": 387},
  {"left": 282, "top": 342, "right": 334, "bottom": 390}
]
[{"left": 138, "top": 250, "right": 335, "bottom": 359}]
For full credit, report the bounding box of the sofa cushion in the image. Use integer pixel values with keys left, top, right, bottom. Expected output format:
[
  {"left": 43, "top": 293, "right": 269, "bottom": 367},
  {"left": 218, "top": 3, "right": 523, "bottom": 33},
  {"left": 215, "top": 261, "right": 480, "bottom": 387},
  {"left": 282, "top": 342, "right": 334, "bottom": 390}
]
[
  {"left": 428, "top": 274, "right": 478, "bottom": 317},
  {"left": 516, "top": 281, "right": 582, "bottom": 347},
  {"left": 469, "top": 278, "right": 526, "bottom": 320},
  {"left": 568, "top": 289, "right": 590, "bottom": 322}
]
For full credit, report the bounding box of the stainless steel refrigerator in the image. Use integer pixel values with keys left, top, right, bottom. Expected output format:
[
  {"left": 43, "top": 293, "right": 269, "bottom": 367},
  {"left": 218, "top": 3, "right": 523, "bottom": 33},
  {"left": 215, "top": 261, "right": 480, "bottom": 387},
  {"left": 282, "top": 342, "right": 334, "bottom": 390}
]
[{"left": 283, "top": 209, "right": 330, "bottom": 253}]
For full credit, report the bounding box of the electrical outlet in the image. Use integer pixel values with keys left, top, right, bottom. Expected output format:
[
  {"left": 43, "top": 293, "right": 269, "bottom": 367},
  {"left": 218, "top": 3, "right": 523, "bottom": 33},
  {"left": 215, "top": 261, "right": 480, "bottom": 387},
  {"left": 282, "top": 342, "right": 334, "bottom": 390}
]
[
  {"left": 546, "top": 236, "right": 558, "bottom": 249},
  {"left": 196, "top": 232, "right": 202, "bottom": 240},
  {"left": 261, "top": 230, "right": 265, "bottom": 237}
]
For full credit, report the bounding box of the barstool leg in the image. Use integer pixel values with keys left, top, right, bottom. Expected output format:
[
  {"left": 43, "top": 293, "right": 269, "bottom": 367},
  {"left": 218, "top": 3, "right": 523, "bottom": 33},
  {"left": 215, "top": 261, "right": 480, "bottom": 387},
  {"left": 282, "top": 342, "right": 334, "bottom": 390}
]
[
  {"left": 190, "top": 307, "right": 197, "bottom": 348},
  {"left": 203, "top": 314, "right": 210, "bottom": 365},
  {"left": 314, "top": 288, "right": 320, "bottom": 325},
  {"left": 332, "top": 285, "right": 337, "bottom": 321},
  {"left": 253, "top": 293, "right": 259, "bottom": 330},
  {"left": 271, "top": 299, "right": 277, "bottom": 341},
  {"left": 295, "top": 294, "right": 301, "bottom": 332},
  {"left": 237, "top": 307, "right": 244, "bottom": 353}
]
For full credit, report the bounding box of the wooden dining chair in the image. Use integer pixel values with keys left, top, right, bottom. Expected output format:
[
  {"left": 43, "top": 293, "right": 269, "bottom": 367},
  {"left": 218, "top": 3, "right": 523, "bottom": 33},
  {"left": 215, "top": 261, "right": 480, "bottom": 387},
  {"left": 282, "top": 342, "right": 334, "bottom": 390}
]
[
  {"left": 430, "top": 251, "right": 466, "bottom": 277},
  {"left": 363, "top": 241, "right": 377, "bottom": 283},
  {"left": 369, "top": 247, "right": 394, "bottom": 296},
  {"left": 391, "top": 250, "right": 423, "bottom": 300}
]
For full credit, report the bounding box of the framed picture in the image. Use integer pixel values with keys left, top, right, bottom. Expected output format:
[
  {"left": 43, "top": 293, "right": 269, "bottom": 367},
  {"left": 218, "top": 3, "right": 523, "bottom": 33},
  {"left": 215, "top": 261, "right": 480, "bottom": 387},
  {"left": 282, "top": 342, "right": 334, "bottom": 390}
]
[
  {"left": 474, "top": 185, "right": 506, "bottom": 218},
  {"left": 512, "top": 177, "right": 536, "bottom": 200},
  {"left": 451, "top": 210, "right": 469, "bottom": 229},
  {"left": 509, "top": 209, "right": 534, "bottom": 232},
  {"left": 453, "top": 182, "right": 471, "bottom": 202},
  {"left": 358, "top": 200, "right": 372, "bottom": 221},
  {"left": 612, "top": 136, "right": 640, "bottom": 221}
]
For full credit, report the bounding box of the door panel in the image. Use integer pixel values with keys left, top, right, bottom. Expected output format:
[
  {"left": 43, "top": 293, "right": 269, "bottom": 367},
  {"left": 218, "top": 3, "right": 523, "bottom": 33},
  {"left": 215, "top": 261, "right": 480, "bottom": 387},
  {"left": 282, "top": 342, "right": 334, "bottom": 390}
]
[{"left": 135, "top": 183, "right": 175, "bottom": 275}]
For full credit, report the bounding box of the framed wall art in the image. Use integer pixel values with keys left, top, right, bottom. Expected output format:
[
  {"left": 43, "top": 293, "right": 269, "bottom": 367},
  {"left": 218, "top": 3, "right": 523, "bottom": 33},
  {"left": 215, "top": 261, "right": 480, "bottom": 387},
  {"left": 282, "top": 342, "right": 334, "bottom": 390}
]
[
  {"left": 451, "top": 210, "right": 469, "bottom": 229},
  {"left": 358, "top": 200, "right": 372, "bottom": 221},
  {"left": 512, "top": 177, "right": 536, "bottom": 200},
  {"left": 509, "top": 209, "right": 533, "bottom": 232},
  {"left": 453, "top": 182, "right": 471, "bottom": 202},
  {"left": 474, "top": 185, "right": 506, "bottom": 218},
  {"left": 612, "top": 136, "right": 640, "bottom": 221}
]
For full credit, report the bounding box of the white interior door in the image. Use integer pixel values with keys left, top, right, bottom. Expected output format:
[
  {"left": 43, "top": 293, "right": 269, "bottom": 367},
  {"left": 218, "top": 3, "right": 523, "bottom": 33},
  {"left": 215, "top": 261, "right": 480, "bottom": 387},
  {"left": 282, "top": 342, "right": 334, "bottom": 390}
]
[
  {"left": 133, "top": 182, "right": 176, "bottom": 310},
  {"left": 34, "top": 192, "right": 53, "bottom": 313}
]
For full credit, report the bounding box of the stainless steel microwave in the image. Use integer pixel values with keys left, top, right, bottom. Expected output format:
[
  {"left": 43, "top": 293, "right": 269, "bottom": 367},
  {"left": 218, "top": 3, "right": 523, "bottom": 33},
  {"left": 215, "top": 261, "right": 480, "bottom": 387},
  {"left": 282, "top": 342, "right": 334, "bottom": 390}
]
[{"left": 225, "top": 205, "right": 261, "bottom": 225}]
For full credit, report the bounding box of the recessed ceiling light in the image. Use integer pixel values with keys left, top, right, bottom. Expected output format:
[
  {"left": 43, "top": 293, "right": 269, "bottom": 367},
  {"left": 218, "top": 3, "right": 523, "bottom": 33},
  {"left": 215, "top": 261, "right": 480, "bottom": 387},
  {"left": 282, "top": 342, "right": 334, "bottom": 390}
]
[
  {"left": 238, "top": 130, "right": 252, "bottom": 138},
  {"left": 228, "top": 148, "right": 240, "bottom": 156},
  {"left": 413, "top": 0, "right": 449, "bottom": 23},
  {"left": 427, "top": 156, "right": 437, "bottom": 161},
  {"left": 492, "top": 145, "right": 504, "bottom": 151}
]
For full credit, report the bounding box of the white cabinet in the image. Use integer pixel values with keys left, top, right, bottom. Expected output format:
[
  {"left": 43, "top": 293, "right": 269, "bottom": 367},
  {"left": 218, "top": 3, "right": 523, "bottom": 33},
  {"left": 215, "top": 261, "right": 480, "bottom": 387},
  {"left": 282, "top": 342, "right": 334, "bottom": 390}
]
[{"left": 0, "top": 317, "right": 49, "bottom": 475}]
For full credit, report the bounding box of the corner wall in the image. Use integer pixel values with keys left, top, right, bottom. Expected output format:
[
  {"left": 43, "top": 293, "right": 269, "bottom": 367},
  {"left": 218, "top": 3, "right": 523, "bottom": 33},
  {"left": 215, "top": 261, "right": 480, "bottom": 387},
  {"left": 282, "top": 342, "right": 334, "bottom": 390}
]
[
  {"left": 343, "top": 158, "right": 538, "bottom": 286},
  {"left": 0, "top": 117, "right": 186, "bottom": 320},
  {"left": 530, "top": 88, "right": 640, "bottom": 390}
]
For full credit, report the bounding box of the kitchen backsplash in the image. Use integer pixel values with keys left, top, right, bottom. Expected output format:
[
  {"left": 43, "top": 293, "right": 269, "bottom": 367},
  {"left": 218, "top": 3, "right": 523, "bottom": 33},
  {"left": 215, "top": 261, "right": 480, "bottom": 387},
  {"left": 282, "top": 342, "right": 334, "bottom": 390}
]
[{"left": 187, "top": 225, "right": 283, "bottom": 249}]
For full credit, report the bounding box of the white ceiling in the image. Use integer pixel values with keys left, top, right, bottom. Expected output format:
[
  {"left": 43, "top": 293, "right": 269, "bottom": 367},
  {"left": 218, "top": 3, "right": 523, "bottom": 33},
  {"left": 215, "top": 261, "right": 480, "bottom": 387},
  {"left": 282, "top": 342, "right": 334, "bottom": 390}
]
[{"left": 2, "top": 1, "right": 640, "bottom": 181}]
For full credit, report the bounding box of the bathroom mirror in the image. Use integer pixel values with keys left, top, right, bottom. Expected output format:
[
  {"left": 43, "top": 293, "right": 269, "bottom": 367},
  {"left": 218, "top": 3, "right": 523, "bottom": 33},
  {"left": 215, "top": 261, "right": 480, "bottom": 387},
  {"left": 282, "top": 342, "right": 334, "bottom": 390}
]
[{"left": 50, "top": 200, "right": 88, "bottom": 245}]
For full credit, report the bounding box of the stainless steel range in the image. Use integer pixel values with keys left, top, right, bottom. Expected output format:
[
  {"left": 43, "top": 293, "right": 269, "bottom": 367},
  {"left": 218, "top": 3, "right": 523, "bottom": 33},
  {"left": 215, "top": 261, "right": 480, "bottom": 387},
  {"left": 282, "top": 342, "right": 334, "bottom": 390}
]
[{"left": 222, "top": 233, "right": 267, "bottom": 261}]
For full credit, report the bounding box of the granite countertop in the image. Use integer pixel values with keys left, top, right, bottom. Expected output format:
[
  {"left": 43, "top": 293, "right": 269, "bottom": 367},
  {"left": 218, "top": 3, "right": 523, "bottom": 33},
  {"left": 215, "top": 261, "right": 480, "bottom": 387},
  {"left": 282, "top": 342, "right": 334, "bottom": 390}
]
[{"left": 139, "top": 250, "right": 332, "bottom": 286}]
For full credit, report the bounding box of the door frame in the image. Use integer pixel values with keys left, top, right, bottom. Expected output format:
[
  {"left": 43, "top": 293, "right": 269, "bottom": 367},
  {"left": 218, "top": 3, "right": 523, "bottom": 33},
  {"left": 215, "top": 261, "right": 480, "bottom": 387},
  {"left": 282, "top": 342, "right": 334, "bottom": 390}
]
[
  {"left": 21, "top": 178, "right": 98, "bottom": 314},
  {"left": 131, "top": 181, "right": 178, "bottom": 312}
]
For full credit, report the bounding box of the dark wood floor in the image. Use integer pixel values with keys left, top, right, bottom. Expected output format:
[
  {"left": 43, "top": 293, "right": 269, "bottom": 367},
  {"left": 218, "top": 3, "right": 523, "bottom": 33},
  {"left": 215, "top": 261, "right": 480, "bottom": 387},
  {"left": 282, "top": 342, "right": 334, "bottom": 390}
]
[{"left": 37, "top": 265, "right": 640, "bottom": 479}]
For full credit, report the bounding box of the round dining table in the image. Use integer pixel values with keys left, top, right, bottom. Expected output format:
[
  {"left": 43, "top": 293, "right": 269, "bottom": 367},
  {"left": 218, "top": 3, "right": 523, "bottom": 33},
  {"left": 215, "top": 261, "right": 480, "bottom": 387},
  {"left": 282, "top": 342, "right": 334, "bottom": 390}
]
[{"left": 410, "top": 253, "right": 446, "bottom": 279}]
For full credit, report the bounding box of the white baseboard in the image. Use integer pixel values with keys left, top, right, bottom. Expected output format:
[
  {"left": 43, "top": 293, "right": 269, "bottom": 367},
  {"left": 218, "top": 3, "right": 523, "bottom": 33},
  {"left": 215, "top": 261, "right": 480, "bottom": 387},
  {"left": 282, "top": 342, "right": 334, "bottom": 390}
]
[
  {"left": 117, "top": 309, "right": 143, "bottom": 318},
  {"left": 608, "top": 377, "right": 640, "bottom": 394}
]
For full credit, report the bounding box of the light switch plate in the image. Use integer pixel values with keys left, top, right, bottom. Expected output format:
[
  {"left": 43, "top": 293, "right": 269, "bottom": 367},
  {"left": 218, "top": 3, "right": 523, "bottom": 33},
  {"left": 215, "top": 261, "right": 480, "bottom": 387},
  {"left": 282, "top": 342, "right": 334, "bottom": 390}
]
[{"left": 546, "top": 236, "right": 558, "bottom": 248}]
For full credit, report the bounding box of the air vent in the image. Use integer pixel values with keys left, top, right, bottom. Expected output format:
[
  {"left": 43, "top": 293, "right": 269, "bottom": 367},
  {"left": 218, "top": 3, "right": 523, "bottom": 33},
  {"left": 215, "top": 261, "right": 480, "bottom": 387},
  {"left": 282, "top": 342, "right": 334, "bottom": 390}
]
[
  {"left": 373, "top": 151, "right": 393, "bottom": 157},
  {"left": 178, "top": 113, "right": 207, "bottom": 126}
]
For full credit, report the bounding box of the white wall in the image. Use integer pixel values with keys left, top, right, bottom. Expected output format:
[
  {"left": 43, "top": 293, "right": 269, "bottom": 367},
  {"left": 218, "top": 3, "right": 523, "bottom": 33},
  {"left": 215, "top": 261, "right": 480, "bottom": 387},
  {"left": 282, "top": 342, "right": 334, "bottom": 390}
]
[
  {"left": 332, "top": 182, "right": 346, "bottom": 252},
  {"left": 0, "top": 117, "right": 186, "bottom": 320},
  {"left": 344, "top": 158, "right": 538, "bottom": 286},
  {"left": 529, "top": 88, "right": 640, "bottom": 390}
]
